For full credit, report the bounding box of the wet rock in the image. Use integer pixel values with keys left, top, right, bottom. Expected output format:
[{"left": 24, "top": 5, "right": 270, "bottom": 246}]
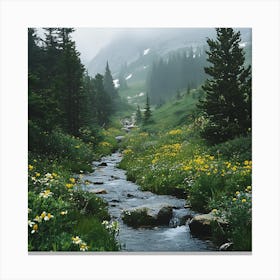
[
  {"left": 110, "top": 199, "right": 120, "bottom": 203},
  {"left": 90, "top": 188, "right": 107, "bottom": 194},
  {"left": 122, "top": 204, "right": 173, "bottom": 228},
  {"left": 111, "top": 175, "right": 120, "bottom": 180},
  {"left": 157, "top": 206, "right": 173, "bottom": 225},
  {"left": 219, "top": 242, "right": 233, "bottom": 251},
  {"left": 93, "top": 181, "right": 104, "bottom": 185},
  {"left": 98, "top": 162, "right": 107, "bottom": 167},
  {"left": 126, "top": 193, "right": 134, "bottom": 198},
  {"left": 115, "top": 136, "right": 124, "bottom": 142},
  {"left": 189, "top": 213, "right": 227, "bottom": 237}
]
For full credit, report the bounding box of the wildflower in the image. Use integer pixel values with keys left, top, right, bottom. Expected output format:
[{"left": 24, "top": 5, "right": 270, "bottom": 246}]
[
  {"left": 31, "top": 223, "right": 38, "bottom": 234},
  {"left": 212, "top": 209, "right": 218, "bottom": 213},
  {"left": 69, "top": 178, "right": 76, "bottom": 184},
  {"left": 35, "top": 172, "right": 40, "bottom": 177},
  {"left": 28, "top": 220, "right": 35, "bottom": 227},
  {"left": 231, "top": 166, "right": 237, "bottom": 172},
  {"left": 65, "top": 183, "right": 74, "bottom": 189},
  {"left": 60, "top": 211, "right": 68, "bottom": 216},
  {"left": 235, "top": 191, "right": 240, "bottom": 195},
  {"left": 33, "top": 159, "right": 37, "bottom": 163},
  {"left": 39, "top": 189, "right": 53, "bottom": 199},
  {"left": 45, "top": 173, "right": 53, "bottom": 180},
  {"left": 168, "top": 129, "right": 182, "bottom": 135},
  {"left": 79, "top": 242, "right": 89, "bottom": 251},
  {"left": 72, "top": 236, "right": 82, "bottom": 244},
  {"left": 44, "top": 213, "right": 54, "bottom": 221},
  {"left": 34, "top": 215, "right": 42, "bottom": 223},
  {"left": 246, "top": 186, "right": 252, "bottom": 191},
  {"left": 242, "top": 199, "right": 246, "bottom": 203},
  {"left": 40, "top": 211, "right": 47, "bottom": 219},
  {"left": 232, "top": 198, "right": 237, "bottom": 202},
  {"left": 28, "top": 164, "right": 34, "bottom": 171},
  {"left": 52, "top": 172, "right": 58, "bottom": 178}
]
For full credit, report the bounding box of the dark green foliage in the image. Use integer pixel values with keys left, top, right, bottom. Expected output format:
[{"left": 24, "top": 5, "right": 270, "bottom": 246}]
[
  {"left": 94, "top": 73, "right": 112, "bottom": 126},
  {"left": 143, "top": 95, "right": 152, "bottom": 124},
  {"left": 198, "top": 28, "right": 251, "bottom": 144},
  {"left": 136, "top": 105, "right": 142, "bottom": 124},
  {"left": 103, "top": 62, "right": 117, "bottom": 97},
  {"left": 209, "top": 135, "right": 252, "bottom": 162},
  {"left": 147, "top": 47, "right": 207, "bottom": 105}
]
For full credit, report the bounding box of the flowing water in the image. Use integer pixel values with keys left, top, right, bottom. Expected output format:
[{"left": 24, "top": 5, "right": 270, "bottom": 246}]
[{"left": 82, "top": 152, "right": 217, "bottom": 252}]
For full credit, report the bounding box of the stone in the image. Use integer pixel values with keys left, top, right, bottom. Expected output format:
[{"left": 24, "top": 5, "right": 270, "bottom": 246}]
[
  {"left": 90, "top": 188, "right": 107, "bottom": 194},
  {"left": 115, "top": 136, "right": 125, "bottom": 142},
  {"left": 93, "top": 181, "right": 104, "bottom": 185},
  {"left": 219, "top": 242, "right": 233, "bottom": 251},
  {"left": 189, "top": 213, "right": 227, "bottom": 237},
  {"left": 157, "top": 206, "right": 173, "bottom": 225},
  {"left": 98, "top": 162, "right": 107, "bottom": 167},
  {"left": 122, "top": 204, "right": 173, "bottom": 228}
]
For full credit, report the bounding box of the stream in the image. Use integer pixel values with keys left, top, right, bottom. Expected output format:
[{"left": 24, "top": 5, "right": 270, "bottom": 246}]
[{"left": 82, "top": 152, "right": 216, "bottom": 252}]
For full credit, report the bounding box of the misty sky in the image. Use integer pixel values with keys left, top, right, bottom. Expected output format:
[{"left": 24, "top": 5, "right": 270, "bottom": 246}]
[{"left": 72, "top": 28, "right": 123, "bottom": 64}]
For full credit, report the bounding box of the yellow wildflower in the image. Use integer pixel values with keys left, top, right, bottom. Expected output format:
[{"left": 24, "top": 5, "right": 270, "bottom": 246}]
[
  {"left": 246, "top": 186, "right": 252, "bottom": 191},
  {"left": 72, "top": 236, "right": 82, "bottom": 244},
  {"left": 65, "top": 183, "right": 74, "bottom": 189},
  {"left": 79, "top": 242, "right": 89, "bottom": 251},
  {"left": 69, "top": 178, "right": 76, "bottom": 184},
  {"left": 242, "top": 199, "right": 246, "bottom": 203},
  {"left": 31, "top": 223, "right": 38, "bottom": 234},
  {"left": 35, "top": 172, "right": 40, "bottom": 177},
  {"left": 232, "top": 198, "right": 237, "bottom": 202},
  {"left": 236, "top": 191, "right": 240, "bottom": 195},
  {"left": 28, "top": 164, "right": 34, "bottom": 171}
]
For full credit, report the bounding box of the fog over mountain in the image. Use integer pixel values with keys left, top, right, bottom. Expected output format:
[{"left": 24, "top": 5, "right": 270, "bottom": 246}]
[{"left": 85, "top": 28, "right": 251, "bottom": 78}]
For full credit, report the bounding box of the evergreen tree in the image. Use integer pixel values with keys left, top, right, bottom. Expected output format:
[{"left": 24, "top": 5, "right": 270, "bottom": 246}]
[
  {"left": 56, "top": 28, "right": 85, "bottom": 135},
  {"left": 198, "top": 28, "right": 251, "bottom": 144},
  {"left": 94, "top": 74, "right": 112, "bottom": 127},
  {"left": 136, "top": 105, "right": 142, "bottom": 124},
  {"left": 103, "top": 62, "right": 118, "bottom": 101},
  {"left": 143, "top": 95, "right": 152, "bottom": 124}
]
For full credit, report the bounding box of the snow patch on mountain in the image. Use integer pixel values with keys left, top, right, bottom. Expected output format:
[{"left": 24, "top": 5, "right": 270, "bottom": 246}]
[
  {"left": 125, "top": 74, "right": 133, "bottom": 80},
  {"left": 143, "top": 48, "right": 150, "bottom": 56},
  {"left": 113, "top": 79, "right": 120, "bottom": 88}
]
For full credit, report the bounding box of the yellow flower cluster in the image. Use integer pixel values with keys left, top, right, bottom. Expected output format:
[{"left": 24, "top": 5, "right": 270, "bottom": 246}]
[
  {"left": 71, "top": 236, "right": 89, "bottom": 251},
  {"left": 139, "top": 132, "right": 149, "bottom": 137},
  {"left": 167, "top": 129, "right": 183, "bottom": 135},
  {"left": 152, "top": 143, "right": 182, "bottom": 164},
  {"left": 100, "top": 141, "right": 111, "bottom": 147},
  {"left": 123, "top": 148, "right": 133, "bottom": 155}
]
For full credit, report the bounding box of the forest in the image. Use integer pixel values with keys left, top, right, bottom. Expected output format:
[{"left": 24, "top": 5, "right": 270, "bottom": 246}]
[{"left": 28, "top": 28, "right": 252, "bottom": 252}]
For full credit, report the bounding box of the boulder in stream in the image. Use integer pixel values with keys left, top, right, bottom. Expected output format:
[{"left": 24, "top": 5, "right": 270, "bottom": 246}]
[
  {"left": 122, "top": 204, "right": 173, "bottom": 228},
  {"left": 98, "top": 162, "right": 108, "bottom": 167},
  {"left": 89, "top": 188, "right": 108, "bottom": 194},
  {"left": 189, "top": 212, "right": 227, "bottom": 237}
]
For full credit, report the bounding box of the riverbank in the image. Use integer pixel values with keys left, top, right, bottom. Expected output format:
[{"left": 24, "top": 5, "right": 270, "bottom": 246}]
[
  {"left": 118, "top": 122, "right": 252, "bottom": 251},
  {"left": 82, "top": 152, "right": 216, "bottom": 251}
]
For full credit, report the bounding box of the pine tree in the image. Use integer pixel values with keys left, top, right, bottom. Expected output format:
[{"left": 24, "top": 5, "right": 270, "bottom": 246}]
[
  {"left": 136, "top": 105, "right": 142, "bottom": 124},
  {"left": 143, "top": 95, "right": 152, "bottom": 124},
  {"left": 198, "top": 28, "right": 251, "bottom": 144},
  {"left": 94, "top": 74, "right": 112, "bottom": 127},
  {"left": 56, "top": 28, "right": 85, "bottom": 135},
  {"left": 103, "top": 62, "right": 118, "bottom": 101}
]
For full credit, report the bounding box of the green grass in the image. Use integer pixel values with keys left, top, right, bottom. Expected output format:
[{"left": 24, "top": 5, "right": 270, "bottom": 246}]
[
  {"left": 118, "top": 85, "right": 252, "bottom": 250},
  {"left": 118, "top": 80, "right": 146, "bottom": 107}
]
